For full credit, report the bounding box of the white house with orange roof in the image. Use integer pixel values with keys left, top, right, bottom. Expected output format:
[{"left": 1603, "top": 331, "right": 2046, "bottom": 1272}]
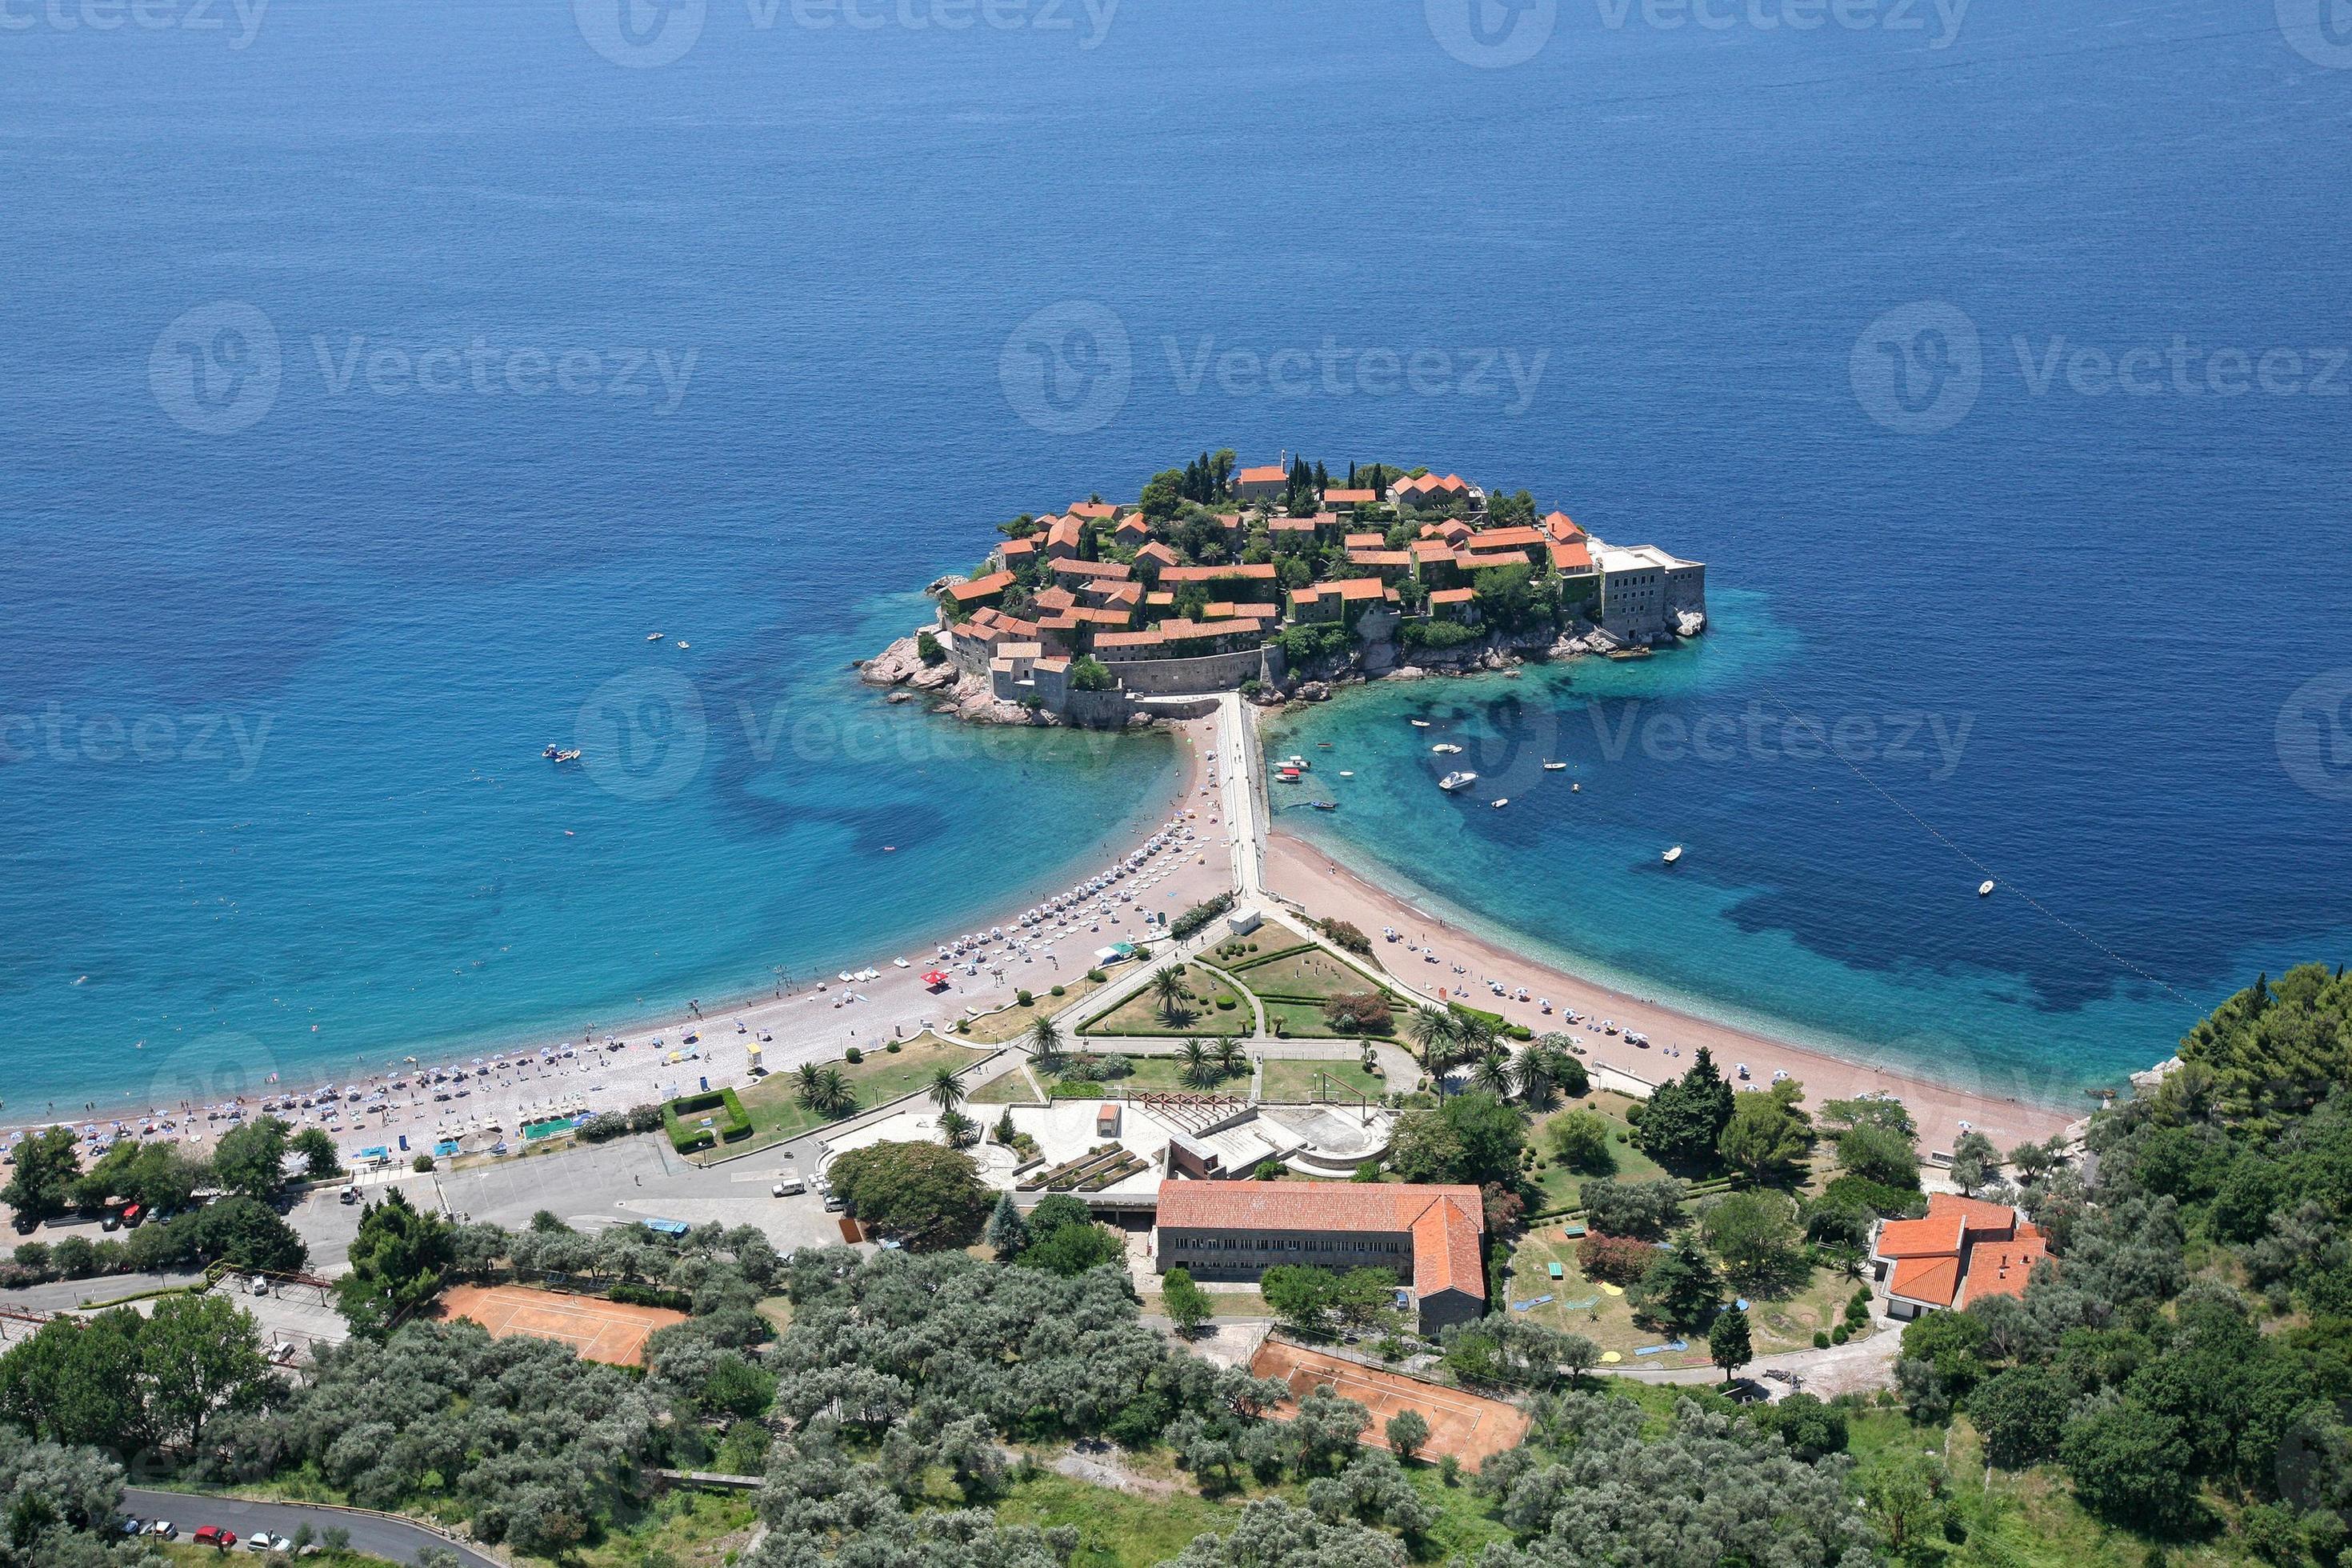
[
  {"left": 1869, "top": 1194, "right": 2051, "bottom": 1319},
  {"left": 1234, "top": 463, "right": 1290, "bottom": 502}
]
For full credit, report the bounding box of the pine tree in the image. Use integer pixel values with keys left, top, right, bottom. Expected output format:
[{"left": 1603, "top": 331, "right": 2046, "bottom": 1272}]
[
  {"left": 985, "top": 1191, "right": 1030, "bottom": 1258},
  {"left": 1708, "top": 1305, "right": 1754, "bottom": 1382}
]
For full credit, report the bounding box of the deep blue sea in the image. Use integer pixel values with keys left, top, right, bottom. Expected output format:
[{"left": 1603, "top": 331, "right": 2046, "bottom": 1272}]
[{"left": 4, "top": 0, "right": 2348, "bottom": 1114}]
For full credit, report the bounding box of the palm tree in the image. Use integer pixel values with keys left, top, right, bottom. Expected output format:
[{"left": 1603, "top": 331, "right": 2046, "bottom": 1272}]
[
  {"left": 1151, "top": 966, "right": 1190, "bottom": 1025},
  {"left": 794, "top": 1062, "right": 827, "bottom": 1111},
  {"left": 1214, "top": 1038, "right": 1248, "bottom": 1079},
  {"left": 1473, "top": 1049, "right": 1517, "bottom": 1099},
  {"left": 1026, "top": 1014, "right": 1064, "bottom": 1071},
  {"left": 1178, "top": 1037, "right": 1217, "bottom": 1089},
  {"left": 815, "top": 1067, "right": 853, "bottom": 1118},
  {"left": 1407, "top": 1006, "right": 1458, "bottom": 1074},
  {"left": 929, "top": 1066, "right": 965, "bottom": 1114},
  {"left": 1518, "top": 1044, "right": 1562, "bottom": 1107}
]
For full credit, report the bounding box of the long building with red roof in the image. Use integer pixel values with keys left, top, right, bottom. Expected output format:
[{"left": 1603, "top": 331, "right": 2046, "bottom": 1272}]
[{"left": 1153, "top": 1178, "right": 1488, "bottom": 1333}]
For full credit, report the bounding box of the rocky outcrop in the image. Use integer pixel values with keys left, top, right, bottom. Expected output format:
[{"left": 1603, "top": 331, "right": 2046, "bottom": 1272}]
[
  {"left": 909, "top": 662, "right": 959, "bottom": 692},
  {"left": 859, "top": 634, "right": 929, "bottom": 687},
  {"left": 1296, "top": 682, "right": 1332, "bottom": 702}
]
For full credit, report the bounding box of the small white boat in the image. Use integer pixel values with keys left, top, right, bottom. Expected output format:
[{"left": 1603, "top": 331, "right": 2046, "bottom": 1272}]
[
  {"left": 1978, "top": 880, "right": 1996, "bottom": 897},
  {"left": 674, "top": 641, "right": 690, "bottom": 649},
  {"left": 1663, "top": 845, "right": 1684, "bottom": 864},
  {"left": 646, "top": 632, "right": 664, "bottom": 642},
  {"left": 1338, "top": 770, "right": 1354, "bottom": 778},
  {"left": 1410, "top": 719, "right": 1430, "bottom": 729},
  {"left": 1571, "top": 782, "right": 1581, "bottom": 792},
  {"left": 1542, "top": 761, "right": 1567, "bottom": 771},
  {"left": 1490, "top": 798, "right": 1509, "bottom": 809},
  {"left": 1431, "top": 743, "right": 1462, "bottom": 754},
  {"left": 1439, "top": 771, "right": 1478, "bottom": 793}
]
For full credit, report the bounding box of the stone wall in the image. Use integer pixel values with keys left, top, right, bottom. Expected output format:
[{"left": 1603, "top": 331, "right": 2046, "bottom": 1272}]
[{"left": 1102, "top": 644, "right": 1283, "bottom": 696}]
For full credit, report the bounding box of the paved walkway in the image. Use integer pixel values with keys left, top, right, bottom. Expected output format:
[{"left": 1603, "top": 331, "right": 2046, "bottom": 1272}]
[{"left": 1216, "top": 692, "right": 1266, "bottom": 902}]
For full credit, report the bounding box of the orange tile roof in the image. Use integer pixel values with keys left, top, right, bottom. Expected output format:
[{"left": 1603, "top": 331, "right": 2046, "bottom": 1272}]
[
  {"left": 1237, "top": 465, "right": 1287, "bottom": 484},
  {"left": 1958, "top": 1235, "right": 2050, "bottom": 1306},
  {"left": 1114, "top": 516, "right": 1151, "bottom": 538},
  {"left": 1330, "top": 577, "right": 1389, "bottom": 600},
  {"left": 1458, "top": 550, "right": 1530, "bottom": 572},
  {"left": 1002, "top": 537, "right": 1038, "bottom": 557},
  {"left": 1069, "top": 502, "right": 1118, "bottom": 520},
  {"left": 1054, "top": 558, "right": 1132, "bottom": 580},
  {"left": 1542, "top": 510, "right": 1584, "bottom": 541},
  {"left": 1890, "top": 1254, "right": 1962, "bottom": 1308},
  {"left": 946, "top": 570, "right": 1015, "bottom": 602},
  {"left": 1473, "top": 525, "right": 1546, "bottom": 549},
  {"left": 1270, "top": 517, "right": 1319, "bottom": 532},
  {"left": 1134, "top": 542, "right": 1178, "bottom": 566},
  {"left": 1550, "top": 540, "right": 1593, "bottom": 572},
  {"left": 1348, "top": 550, "right": 1410, "bottom": 568},
  {"left": 1345, "top": 532, "right": 1386, "bottom": 550},
  {"left": 1146, "top": 591, "right": 1175, "bottom": 606},
  {"left": 1427, "top": 587, "right": 1475, "bottom": 604},
  {"left": 1156, "top": 1180, "right": 1486, "bottom": 1302},
  {"left": 1094, "top": 629, "right": 1165, "bottom": 650},
  {"left": 1033, "top": 656, "right": 1070, "bottom": 673},
  {"left": 1323, "top": 489, "right": 1377, "bottom": 505},
  {"left": 1410, "top": 540, "right": 1455, "bottom": 562},
  {"left": 1875, "top": 1211, "right": 1968, "bottom": 1258},
  {"left": 1162, "top": 563, "right": 1277, "bottom": 582},
  {"left": 1034, "top": 586, "right": 1078, "bottom": 612}
]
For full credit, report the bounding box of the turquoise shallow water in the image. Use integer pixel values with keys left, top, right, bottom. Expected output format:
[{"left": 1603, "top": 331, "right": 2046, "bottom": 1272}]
[
  {"left": 4, "top": 0, "right": 2349, "bottom": 1112},
  {"left": 1266, "top": 592, "right": 2352, "bottom": 1109}
]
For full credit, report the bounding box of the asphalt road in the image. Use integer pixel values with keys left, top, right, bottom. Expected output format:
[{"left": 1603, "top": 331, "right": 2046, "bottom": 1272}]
[{"left": 122, "top": 1490, "right": 502, "bottom": 1568}]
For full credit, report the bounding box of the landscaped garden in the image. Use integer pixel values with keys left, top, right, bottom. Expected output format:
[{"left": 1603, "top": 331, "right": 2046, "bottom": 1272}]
[
  {"left": 1078, "top": 964, "right": 1251, "bottom": 1038},
  {"left": 1259, "top": 1057, "right": 1386, "bottom": 1103},
  {"left": 959, "top": 973, "right": 1106, "bottom": 1044},
  {"left": 1218, "top": 941, "right": 1407, "bottom": 1041},
  {"left": 717, "top": 1033, "right": 977, "bottom": 1159}
]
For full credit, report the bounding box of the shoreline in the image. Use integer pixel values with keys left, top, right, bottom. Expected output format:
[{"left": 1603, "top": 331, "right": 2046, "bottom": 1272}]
[
  {"left": 1262, "top": 824, "right": 2082, "bottom": 1158},
  {"left": 2, "top": 716, "right": 1232, "bottom": 1162}
]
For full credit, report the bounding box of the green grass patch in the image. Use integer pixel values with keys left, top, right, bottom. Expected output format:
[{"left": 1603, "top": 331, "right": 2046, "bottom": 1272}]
[
  {"left": 718, "top": 1034, "right": 976, "bottom": 1160},
  {"left": 994, "top": 1471, "right": 1237, "bottom": 1568},
  {"left": 1079, "top": 966, "right": 1253, "bottom": 1038},
  {"left": 1529, "top": 1092, "right": 1662, "bottom": 1211},
  {"left": 662, "top": 1087, "right": 751, "bottom": 1154},
  {"left": 1260, "top": 1058, "right": 1386, "bottom": 1102},
  {"left": 1049, "top": 1055, "right": 1249, "bottom": 1098}
]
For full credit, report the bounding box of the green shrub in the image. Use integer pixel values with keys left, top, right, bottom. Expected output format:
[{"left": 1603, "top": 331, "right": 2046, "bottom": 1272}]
[
  {"left": 1830, "top": 1324, "right": 1850, "bottom": 1345},
  {"left": 845, "top": 1046, "right": 864, "bottom": 1064},
  {"left": 1814, "top": 1330, "right": 1831, "bottom": 1349},
  {"left": 885, "top": 1041, "right": 901, "bottom": 1053},
  {"left": 1050, "top": 985, "right": 1066, "bottom": 997},
  {"left": 1017, "top": 990, "right": 1034, "bottom": 1006},
  {"left": 609, "top": 1281, "right": 694, "bottom": 1312},
  {"left": 663, "top": 1088, "right": 753, "bottom": 1154}
]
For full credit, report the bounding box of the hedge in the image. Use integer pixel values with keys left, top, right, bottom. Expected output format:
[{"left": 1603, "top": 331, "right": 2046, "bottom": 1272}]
[
  {"left": 1169, "top": 893, "right": 1235, "bottom": 940},
  {"left": 663, "top": 1088, "right": 753, "bottom": 1154},
  {"left": 609, "top": 1281, "right": 694, "bottom": 1312}
]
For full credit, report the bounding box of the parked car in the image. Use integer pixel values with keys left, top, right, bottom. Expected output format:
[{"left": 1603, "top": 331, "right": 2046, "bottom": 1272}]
[
  {"left": 147, "top": 1520, "right": 176, "bottom": 1539},
  {"left": 822, "top": 1194, "right": 846, "bottom": 1213},
  {"left": 244, "top": 1532, "right": 290, "bottom": 1552},
  {"left": 192, "top": 1525, "right": 238, "bottom": 1547},
  {"left": 119, "top": 1518, "right": 143, "bottom": 1537}
]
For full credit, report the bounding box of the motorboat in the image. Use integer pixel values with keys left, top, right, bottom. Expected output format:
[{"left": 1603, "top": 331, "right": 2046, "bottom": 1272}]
[
  {"left": 1431, "top": 743, "right": 1462, "bottom": 754},
  {"left": 1978, "top": 880, "right": 1996, "bottom": 897},
  {"left": 1663, "top": 845, "right": 1684, "bottom": 864},
  {"left": 1410, "top": 719, "right": 1430, "bottom": 728},
  {"left": 1438, "top": 771, "right": 1478, "bottom": 792},
  {"left": 1542, "top": 762, "right": 1567, "bottom": 771},
  {"left": 646, "top": 632, "right": 664, "bottom": 642},
  {"left": 1490, "top": 798, "right": 1509, "bottom": 808}
]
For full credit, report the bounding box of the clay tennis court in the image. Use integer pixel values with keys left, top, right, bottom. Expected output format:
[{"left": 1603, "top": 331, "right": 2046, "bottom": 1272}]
[
  {"left": 1250, "top": 1341, "right": 1530, "bottom": 1471},
  {"left": 436, "top": 1284, "right": 688, "bottom": 1368}
]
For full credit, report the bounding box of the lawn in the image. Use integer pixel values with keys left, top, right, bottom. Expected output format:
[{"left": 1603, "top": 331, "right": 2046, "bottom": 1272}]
[
  {"left": 1138, "top": 1286, "right": 1270, "bottom": 1319},
  {"left": 1528, "top": 1092, "right": 1665, "bottom": 1212},
  {"left": 1229, "top": 944, "right": 1386, "bottom": 1001},
  {"left": 962, "top": 974, "right": 1108, "bottom": 1045},
  {"left": 970, "top": 1065, "right": 1047, "bottom": 1105},
  {"left": 1049, "top": 1054, "right": 1250, "bottom": 1098},
  {"left": 995, "top": 1453, "right": 1513, "bottom": 1568},
  {"left": 1080, "top": 966, "right": 1253, "bottom": 1038},
  {"left": 717, "top": 1034, "right": 978, "bottom": 1160},
  {"left": 1261, "top": 1057, "right": 1388, "bottom": 1103},
  {"left": 1501, "top": 1223, "right": 1876, "bottom": 1372},
  {"left": 994, "top": 1471, "right": 1237, "bottom": 1568}
]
